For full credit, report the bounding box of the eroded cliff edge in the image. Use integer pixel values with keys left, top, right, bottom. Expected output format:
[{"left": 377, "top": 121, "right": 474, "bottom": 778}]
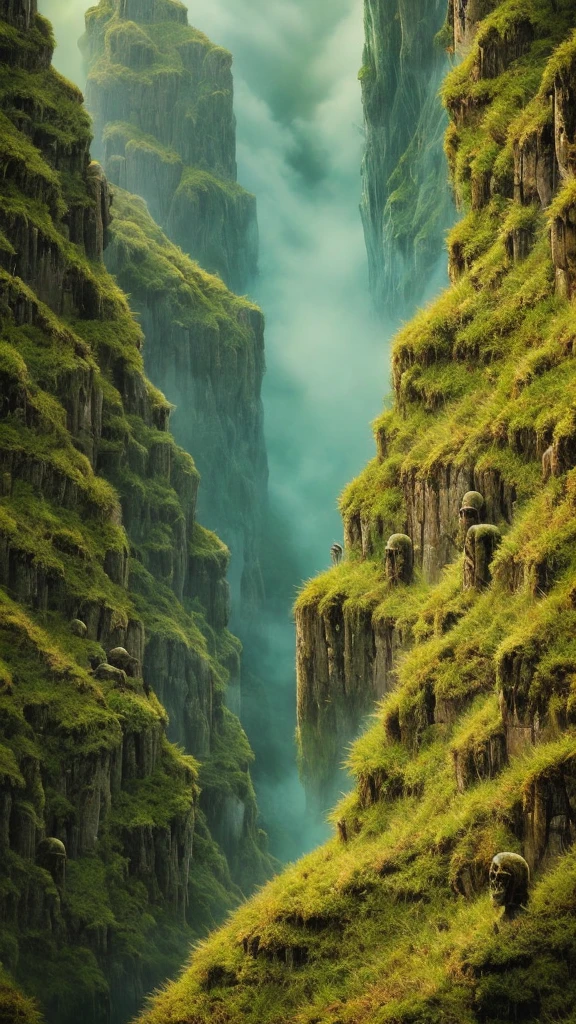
[
  {"left": 0, "top": 2, "right": 271, "bottom": 1021},
  {"left": 136, "top": 1, "right": 576, "bottom": 1021}
]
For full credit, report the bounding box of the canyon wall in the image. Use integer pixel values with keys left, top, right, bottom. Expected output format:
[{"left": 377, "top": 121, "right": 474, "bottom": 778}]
[
  {"left": 360, "top": 0, "right": 455, "bottom": 315},
  {"left": 134, "top": 3, "right": 576, "bottom": 1022},
  {"left": 81, "top": 0, "right": 268, "bottom": 617},
  {"left": 0, "top": 3, "right": 271, "bottom": 1021}
]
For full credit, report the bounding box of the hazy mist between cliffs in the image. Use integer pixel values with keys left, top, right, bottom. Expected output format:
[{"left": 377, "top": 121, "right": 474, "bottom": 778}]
[
  {"left": 38, "top": 0, "right": 447, "bottom": 861},
  {"left": 40, "top": 0, "right": 389, "bottom": 566}
]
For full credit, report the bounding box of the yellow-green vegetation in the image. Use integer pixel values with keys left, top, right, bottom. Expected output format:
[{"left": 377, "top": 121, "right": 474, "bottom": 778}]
[
  {"left": 137, "top": 1, "right": 576, "bottom": 1021},
  {"left": 0, "top": 5, "right": 270, "bottom": 1022},
  {"left": 0, "top": 968, "right": 42, "bottom": 1024}
]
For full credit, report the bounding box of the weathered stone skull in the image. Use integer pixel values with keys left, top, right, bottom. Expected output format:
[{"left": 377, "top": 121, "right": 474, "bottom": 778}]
[
  {"left": 37, "top": 837, "right": 67, "bottom": 887},
  {"left": 489, "top": 852, "right": 530, "bottom": 919},
  {"left": 385, "top": 534, "right": 414, "bottom": 586}
]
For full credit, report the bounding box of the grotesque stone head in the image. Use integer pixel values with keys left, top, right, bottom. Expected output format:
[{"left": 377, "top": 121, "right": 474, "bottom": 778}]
[
  {"left": 459, "top": 491, "right": 485, "bottom": 546},
  {"left": 464, "top": 524, "right": 502, "bottom": 590},
  {"left": 331, "top": 543, "right": 343, "bottom": 567},
  {"left": 489, "top": 852, "right": 530, "bottom": 919},
  {"left": 385, "top": 534, "right": 414, "bottom": 586},
  {"left": 37, "top": 837, "right": 67, "bottom": 886}
]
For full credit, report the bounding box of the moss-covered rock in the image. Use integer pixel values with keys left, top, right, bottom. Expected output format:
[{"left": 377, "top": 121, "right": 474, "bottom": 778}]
[{"left": 104, "top": 187, "right": 268, "bottom": 613}]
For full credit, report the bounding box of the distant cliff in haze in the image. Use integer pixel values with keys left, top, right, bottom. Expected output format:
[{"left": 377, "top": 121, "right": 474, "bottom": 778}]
[
  {"left": 82, "top": 0, "right": 258, "bottom": 294},
  {"left": 80, "top": 0, "right": 269, "bottom": 615},
  {"left": 360, "top": 0, "right": 455, "bottom": 315}
]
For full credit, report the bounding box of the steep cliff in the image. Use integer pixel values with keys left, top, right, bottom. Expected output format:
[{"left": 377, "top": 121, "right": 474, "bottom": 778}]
[
  {"left": 360, "top": 0, "right": 455, "bottom": 315},
  {"left": 0, "top": 3, "right": 270, "bottom": 1022},
  {"left": 82, "top": 0, "right": 258, "bottom": 295},
  {"left": 104, "top": 187, "right": 268, "bottom": 612},
  {"left": 136, "top": 1, "right": 576, "bottom": 1022},
  {"left": 80, "top": 0, "right": 268, "bottom": 619}
]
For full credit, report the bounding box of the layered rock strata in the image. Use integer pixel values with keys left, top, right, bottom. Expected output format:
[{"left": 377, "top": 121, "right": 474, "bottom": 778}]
[
  {"left": 104, "top": 187, "right": 268, "bottom": 612},
  {"left": 79, "top": 0, "right": 268, "bottom": 618}
]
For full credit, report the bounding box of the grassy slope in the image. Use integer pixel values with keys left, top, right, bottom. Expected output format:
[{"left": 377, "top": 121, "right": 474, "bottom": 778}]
[{"left": 138, "top": 2, "right": 576, "bottom": 1022}]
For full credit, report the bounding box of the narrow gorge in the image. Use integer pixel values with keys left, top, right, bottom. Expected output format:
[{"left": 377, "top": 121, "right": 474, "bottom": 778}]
[{"left": 3, "top": 0, "right": 576, "bottom": 1022}]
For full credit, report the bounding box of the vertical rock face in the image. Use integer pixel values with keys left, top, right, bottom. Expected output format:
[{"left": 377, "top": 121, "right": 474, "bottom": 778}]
[
  {"left": 0, "top": 6, "right": 271, "bottom": 1023},
  {"left": 360, "top": 0, "right": 455, "bottom": 316},
  {"left": 83, "top": 0, "right": 258, "bottom": 294},
  {"left": 296, "top": 0, "right": 576, "bottom": 813},
  {"left": 104, "top": 188, "right": 268, "bottom": 612},
  {"left": 81, "top": 0, "right": 268, "bottom": 614}
]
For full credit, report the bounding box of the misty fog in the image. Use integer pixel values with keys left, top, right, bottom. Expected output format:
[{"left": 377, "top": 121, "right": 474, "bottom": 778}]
[{"left": 39, "top": 0, "right": 406, "bottom": 862}]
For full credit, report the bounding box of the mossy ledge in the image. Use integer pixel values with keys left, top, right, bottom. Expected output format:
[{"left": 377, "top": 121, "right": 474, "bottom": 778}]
[
  {"left": 0, "top": 3, "right": 272, "bottom": 1022},
  {"left": 137, "top": 2, "right": 576, "bottom": 1022}
]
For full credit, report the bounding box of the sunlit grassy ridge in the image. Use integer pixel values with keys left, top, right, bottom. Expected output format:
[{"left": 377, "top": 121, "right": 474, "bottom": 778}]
[{"left": 138, "top": 1, "right": 576, "bottom": 1021}]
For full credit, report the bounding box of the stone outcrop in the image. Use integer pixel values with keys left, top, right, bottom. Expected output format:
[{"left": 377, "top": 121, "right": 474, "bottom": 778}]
[
  {"left": 104, "top": 188, "right": 268, "bottom": 612},
  {"left": 296, "top": 0, "right": 576, "bottom": 813}
]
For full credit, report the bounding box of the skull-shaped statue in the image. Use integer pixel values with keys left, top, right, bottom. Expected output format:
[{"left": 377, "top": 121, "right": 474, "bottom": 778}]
[
  {"left": 458, "top": 491, "right": 485, "bottom": 547},
  {"left": 385, "top": 534, "right": 414, "bottom": 586},
  {"left": 489, "top": 852, "right": 530, "bottom": 919},
  {"left": 108, "top": 646, "right": 139, "bottom": 678}
]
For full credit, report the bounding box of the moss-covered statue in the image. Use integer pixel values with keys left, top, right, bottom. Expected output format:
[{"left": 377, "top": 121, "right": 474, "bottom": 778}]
[
  {"left": 464, "top": 524, "right": 502, "bottom": 590},
  {"left": 331, "top": 543, "right": 343, "bottom": 566},
  {"left": 489, "top": 852, "right": 530, "bottom": 921},
  {"left": 108, "top": 646, "right": 140, "bottom": 677},
  {"left": 458, "top": 491, "right": 485, "bottom": 546},
  {"left": 36, "top": 838, "right": 67, "bottom": 887},
  {"left": 385, "top": 534, "right": 414, "bottom": 586}
]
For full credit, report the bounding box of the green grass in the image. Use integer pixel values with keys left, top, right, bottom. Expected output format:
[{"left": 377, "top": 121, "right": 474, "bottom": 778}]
[{"left": 107, "top": 187, "right": 258, "bottom": 339}]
